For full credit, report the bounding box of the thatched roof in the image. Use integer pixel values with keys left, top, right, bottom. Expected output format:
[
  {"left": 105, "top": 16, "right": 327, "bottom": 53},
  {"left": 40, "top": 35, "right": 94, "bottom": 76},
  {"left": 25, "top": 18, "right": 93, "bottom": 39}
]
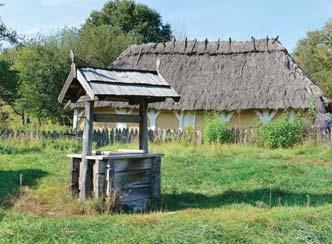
[{"left": 70, "top": 38, "right": 329, "bottom": 112}]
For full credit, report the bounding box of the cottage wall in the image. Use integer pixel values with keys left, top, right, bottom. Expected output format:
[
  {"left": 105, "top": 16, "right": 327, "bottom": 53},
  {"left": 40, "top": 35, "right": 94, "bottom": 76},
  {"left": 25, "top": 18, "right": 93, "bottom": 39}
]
[
  {"left": 157, "top": 111, "right": 179, "bottom": 129},
  {"left": 76, "top": 108, "right": 304, "bottom": 130}
]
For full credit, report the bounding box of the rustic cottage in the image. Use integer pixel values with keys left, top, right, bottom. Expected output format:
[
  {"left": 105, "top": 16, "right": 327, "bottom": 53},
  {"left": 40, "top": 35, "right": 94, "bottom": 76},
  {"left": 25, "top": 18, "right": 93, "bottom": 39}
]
[{"left": 70, "top": 37, "right": 330, "bottom": 130}]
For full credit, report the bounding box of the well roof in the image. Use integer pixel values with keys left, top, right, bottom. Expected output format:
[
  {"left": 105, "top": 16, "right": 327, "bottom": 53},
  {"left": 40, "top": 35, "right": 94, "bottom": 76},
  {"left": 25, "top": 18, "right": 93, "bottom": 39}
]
[{"left": 58, "top": 65, "right": 180, "bottom": 104}]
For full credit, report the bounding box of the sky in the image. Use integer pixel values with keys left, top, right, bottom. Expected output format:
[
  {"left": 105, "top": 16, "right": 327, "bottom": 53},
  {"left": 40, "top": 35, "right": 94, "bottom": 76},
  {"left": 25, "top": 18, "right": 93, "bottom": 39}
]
[{"left": 1, "top": 0, "right": 332, "bottom": 51}]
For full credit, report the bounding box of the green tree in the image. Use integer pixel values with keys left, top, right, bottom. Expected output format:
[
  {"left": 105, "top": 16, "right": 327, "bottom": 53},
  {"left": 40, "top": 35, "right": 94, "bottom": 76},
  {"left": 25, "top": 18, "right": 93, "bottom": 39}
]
[
  {"left": 294, "top": 20, "right": 332, "bottom": 98},
  {"left": 84, "top": 0, "right": 172, "bottom": 43},
  {"left": 0, "top": 19, "right": 17, "bottom": 47},
  {"left": 9, "top": 26, "right": 137, "bottom": 124},
  {"left": 0, "top": 14, "right": 18, "bottom": 127},
  {"left": 0, "top": 58, "right": 18, "bottom": 106},
  {"left": 13, "top": 35, "right": 72, "bottom": 124},
  {"left": 74, "top": 25, "right": 138, "bottom": 67}
]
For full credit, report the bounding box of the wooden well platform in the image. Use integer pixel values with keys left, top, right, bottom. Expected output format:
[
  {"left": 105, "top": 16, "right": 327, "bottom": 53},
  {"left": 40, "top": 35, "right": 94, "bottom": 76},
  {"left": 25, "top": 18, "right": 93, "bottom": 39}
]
[{"left": 68, "top": 151, "right": 162, "bottom": 211}]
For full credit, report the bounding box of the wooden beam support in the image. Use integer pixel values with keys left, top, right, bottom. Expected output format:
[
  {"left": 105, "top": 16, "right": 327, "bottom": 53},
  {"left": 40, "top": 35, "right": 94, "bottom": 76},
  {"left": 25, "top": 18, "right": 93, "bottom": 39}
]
[
  {"left": 77, "top": 95, "right": 96, "bottom": 103},
  {"left": 94, "top": 114, "right": 142, "bottom": 123},
  {"left": 80, "top": 101, "right": 94, "bottom": 200},
  {"left": 70, "top": 157, "right": 80, "bottom": 197},
  {"left": 139, "top": 101, "right": 148, "bottom": 153},
  {"left": 129, "top": 97, "right": 166, "bottom": 105}
]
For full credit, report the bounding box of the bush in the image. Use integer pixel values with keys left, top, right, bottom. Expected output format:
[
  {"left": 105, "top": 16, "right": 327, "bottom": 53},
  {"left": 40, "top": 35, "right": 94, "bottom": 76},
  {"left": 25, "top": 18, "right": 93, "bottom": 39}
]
[
  {"left": 203, "top": 114, "right": 231, "bottom": 143},
  {"left": 255, "top": 112, "right": 305, "bottom": 148}
]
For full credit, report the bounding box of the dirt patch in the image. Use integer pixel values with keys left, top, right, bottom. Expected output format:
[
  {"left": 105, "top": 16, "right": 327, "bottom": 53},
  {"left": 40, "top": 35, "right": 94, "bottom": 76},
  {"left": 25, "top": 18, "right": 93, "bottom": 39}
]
[
  {"left": 282, "top": 156, "right": 332, "bottom": 167},
  {"left": 11, "top": 189, "right": 85, "bottom": 216},
  {"left": 254, "top": 154, "right": 332, "bottom": 167}
]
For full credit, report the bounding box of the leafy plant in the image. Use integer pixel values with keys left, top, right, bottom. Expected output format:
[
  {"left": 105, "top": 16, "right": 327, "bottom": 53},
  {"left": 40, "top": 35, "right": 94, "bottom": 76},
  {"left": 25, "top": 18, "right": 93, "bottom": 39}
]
[
  {"left": 255, "top": 112, "right": 305, "bottom": 148},
  {"left": 203, "top": 113, "right": 231, "bottom": 143}
]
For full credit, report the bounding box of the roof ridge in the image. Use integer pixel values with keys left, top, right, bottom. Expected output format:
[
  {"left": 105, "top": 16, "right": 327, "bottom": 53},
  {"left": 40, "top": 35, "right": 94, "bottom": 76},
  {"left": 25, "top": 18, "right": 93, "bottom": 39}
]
[
  {"left": 122, "top": 37, "right": 286, "bottom": 56},
  {"left": 78, "top": 66, "right": 158, "bottom": 74}
]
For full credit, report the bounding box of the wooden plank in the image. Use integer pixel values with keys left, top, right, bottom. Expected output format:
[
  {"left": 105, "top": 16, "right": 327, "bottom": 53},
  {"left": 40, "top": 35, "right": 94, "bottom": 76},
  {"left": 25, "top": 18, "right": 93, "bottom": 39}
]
[
  {"left": 85, "top": 153, "right": 163, "bottom": 160},
  {"left": 112, "top": 158, "right": 152, "bottom": 172},
  {"left": 76, "top": 69, "right": 95, "bottom": 100},
  {"left": 151, "top": 156, "right": 161, "bottom": 199},
  {"left": 93, "top": 160, "right": 106, "bottom": 199},
  {"left": 139, "top": 101, "right": 148, "bottom": 153},
  {"left": 80, "top": 101, "right": 94, "bottom": 200},
  {"left": 70, "top": 157, "right": 80, "bottom": 197},
  {"left": 58, "top": 63, "right": 76, "bottom": 103},
  {"left": 112, "top": 170, "right": 152, "bottom": 188},
  {"left": 77, "top": 95, "right": 95, "bottom": 103},
  {"left": 94, "top": 114, "right": 142, "bottom": 123},
  {"left": 120, "top": 186, "right": 151, "bottom": 202},
  {"left": 128, "top": 97, "right": 166, "bottom": 105}
]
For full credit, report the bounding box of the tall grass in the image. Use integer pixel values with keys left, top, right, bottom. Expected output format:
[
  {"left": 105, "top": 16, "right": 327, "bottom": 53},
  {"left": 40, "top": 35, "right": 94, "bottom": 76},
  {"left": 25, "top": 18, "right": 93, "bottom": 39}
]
[
  {"left": 0, "top": 137, "right": 81, "bottom": 154},
  {"left": 1, "top": 138, "right": 332, "bottom": 242}
]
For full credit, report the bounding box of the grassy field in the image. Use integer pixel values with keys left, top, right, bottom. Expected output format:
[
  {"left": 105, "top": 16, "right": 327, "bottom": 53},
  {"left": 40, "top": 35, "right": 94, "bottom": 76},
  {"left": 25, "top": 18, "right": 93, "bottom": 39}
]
[{"left": 1, "top": 139, "right": 332, "bottom": 243}]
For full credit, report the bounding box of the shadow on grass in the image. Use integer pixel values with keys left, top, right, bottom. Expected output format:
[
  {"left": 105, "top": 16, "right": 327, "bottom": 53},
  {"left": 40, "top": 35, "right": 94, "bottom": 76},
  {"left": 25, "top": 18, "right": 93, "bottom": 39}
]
[
  {"left": 162, "top": 188, "right": 332, "bottom": 210},
  {"left": 0, "top": 169, "right": 48, "bottom": 208}
]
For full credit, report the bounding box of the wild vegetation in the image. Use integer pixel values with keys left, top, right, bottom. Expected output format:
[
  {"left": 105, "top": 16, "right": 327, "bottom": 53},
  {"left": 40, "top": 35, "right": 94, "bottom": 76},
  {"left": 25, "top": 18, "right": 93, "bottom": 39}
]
[
  {"left": 203, "top": 114, "right": 231, "bottom": 143},
  {"left": 1, "top": 1, "right": 332, "bottom": 242},
  {"left": 203, "top": 111, "right": 308, "bottom": 148},
  {"left": 294, "top": 19, "right": 332, "bottom": 98},
  {"left": 1, "top": 138, "right": 332, "bottom": 242},
  {"left": 254, "top": 112, "right": 306, "bottom": 148},
  {"left": 0, "top": 0, "right": 172, "bottom": 127}
]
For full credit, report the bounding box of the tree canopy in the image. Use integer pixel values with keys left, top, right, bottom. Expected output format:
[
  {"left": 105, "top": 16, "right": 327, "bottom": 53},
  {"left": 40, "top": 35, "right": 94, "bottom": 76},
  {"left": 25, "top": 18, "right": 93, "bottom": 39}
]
[
  {"left": 84, "top": 0, "right": 172, "bottom": 43},
  {"left": 0, "top": 0, "right": 172, "bottom": 126},
  {"left": 0, "top": 58, "right": 18, "bottom": 106},
  {"left": 0, "top": 15, "right": 18, "bottom": 105},
  {"left": 74, "top": 25, "right": 138, "bottom": 67},
  {"left": 0, "top": 18, "right": 17, "bottom": 48},
  {"left": 12, "top": 35, "right": 71, "bottom": 123},
  {"left": 0, "top": 15, "right": 19, "bottom": 127},
  {"left": 294, "top": 20, "right": 332, "bottom": 98}
]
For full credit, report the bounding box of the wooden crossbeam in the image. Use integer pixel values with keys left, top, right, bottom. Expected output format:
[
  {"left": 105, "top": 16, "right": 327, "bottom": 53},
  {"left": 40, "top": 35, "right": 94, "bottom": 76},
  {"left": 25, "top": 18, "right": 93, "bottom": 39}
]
[{"left": 94, "top": 114, "right": 142, "bottom": 123}]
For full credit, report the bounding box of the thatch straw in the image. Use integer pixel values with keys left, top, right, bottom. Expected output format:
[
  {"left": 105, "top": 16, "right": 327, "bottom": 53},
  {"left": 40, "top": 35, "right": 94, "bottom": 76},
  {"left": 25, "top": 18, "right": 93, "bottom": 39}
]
[{"left": 71, "top": 38, "right": 328, "bottom": 112}]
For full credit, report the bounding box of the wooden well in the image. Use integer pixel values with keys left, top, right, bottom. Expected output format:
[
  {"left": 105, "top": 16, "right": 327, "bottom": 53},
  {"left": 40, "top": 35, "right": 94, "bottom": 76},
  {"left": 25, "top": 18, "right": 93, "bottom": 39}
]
[
  {"left": 58, "top": 57, "right": 180, "bottom": 211},
  {"left": 69, "top": 152, "right": 161, "bottom": 211}
]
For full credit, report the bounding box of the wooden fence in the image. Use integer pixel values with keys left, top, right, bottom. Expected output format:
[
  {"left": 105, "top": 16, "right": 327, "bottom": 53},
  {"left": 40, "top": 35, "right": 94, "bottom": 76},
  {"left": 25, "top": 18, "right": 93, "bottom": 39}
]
[{"left": 0, "top": 127, "right": 331, "bottom": 146}]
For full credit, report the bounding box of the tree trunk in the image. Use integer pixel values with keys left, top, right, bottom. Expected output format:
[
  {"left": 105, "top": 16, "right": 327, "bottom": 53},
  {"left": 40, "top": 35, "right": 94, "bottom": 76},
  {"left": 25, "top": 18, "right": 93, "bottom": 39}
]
[{"left": 21, "top": 111, "right": 25, "bottom": 125}]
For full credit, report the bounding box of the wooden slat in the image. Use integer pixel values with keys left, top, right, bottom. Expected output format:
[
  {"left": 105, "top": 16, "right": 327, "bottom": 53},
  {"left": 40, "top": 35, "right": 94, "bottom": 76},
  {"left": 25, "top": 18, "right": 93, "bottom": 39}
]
[{"left": 94, "top": 114, "right": 142, "bottom": 123}]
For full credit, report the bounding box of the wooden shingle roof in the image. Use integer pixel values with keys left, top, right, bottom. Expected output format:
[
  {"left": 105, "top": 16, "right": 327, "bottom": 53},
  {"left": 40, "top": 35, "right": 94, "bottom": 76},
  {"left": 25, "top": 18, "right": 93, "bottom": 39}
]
[{"left": 58, "top": 64, "right": 180, "bottom": 104}]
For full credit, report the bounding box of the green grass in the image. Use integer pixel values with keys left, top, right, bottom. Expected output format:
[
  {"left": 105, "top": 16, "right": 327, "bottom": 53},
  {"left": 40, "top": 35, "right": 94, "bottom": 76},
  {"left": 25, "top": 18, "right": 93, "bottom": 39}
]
[{"left": 1, "top": 139, "right": 332, "bottom": 243}]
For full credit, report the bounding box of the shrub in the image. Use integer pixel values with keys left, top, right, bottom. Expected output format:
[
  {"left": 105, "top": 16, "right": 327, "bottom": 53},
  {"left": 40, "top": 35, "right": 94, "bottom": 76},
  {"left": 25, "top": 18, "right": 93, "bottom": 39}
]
[
  {"left": 203, "top": 114, "right": 231, "bottom": 143},
  {"left": 255, "top": 112, "right": 305, "bottom": 148}
]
